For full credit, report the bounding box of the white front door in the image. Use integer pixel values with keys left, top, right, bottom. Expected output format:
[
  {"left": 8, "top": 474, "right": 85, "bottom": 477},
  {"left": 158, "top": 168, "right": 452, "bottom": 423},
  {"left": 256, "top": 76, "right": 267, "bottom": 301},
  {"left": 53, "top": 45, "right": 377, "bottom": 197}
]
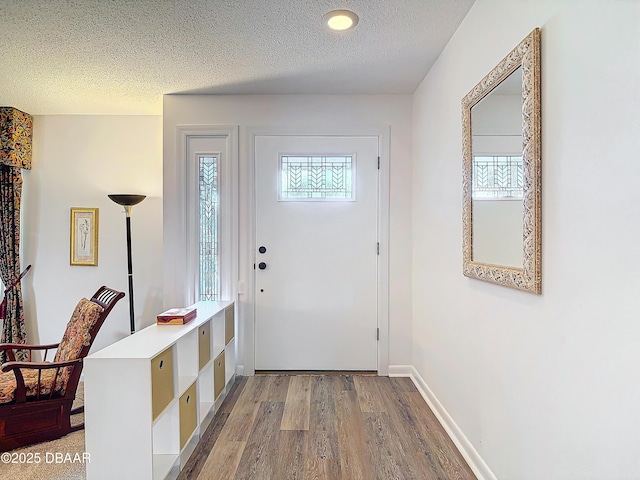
[{"left": 255, "top": 135, "right": 379, "bottom": 371}]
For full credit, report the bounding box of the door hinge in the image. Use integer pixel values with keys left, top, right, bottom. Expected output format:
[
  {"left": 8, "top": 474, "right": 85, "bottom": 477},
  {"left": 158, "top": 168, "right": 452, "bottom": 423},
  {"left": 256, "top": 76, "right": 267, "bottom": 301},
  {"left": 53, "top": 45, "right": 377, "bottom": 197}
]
[
  {"left": 376, "top": 328, "right": 380, "bottom": 341},
  {"left": 377, "top": 242, "right": 380, "bottom": 255},
  {"left": 377, "top": 156, "right": 380, "bottom": 169}
]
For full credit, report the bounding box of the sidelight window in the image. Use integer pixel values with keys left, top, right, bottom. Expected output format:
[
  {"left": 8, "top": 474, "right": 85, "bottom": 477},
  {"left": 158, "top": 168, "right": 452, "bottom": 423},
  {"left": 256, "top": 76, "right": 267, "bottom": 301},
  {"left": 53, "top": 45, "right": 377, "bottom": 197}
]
[{"left": 198, "top": 156, "right": 219, "bottom": 300}]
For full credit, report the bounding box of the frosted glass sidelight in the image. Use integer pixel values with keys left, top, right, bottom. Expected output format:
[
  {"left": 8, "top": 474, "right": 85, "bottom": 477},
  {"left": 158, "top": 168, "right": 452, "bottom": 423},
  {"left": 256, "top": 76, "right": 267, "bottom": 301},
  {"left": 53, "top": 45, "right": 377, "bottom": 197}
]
[{"left": 199, "top": 156, "right": 218, "bottom": 300}]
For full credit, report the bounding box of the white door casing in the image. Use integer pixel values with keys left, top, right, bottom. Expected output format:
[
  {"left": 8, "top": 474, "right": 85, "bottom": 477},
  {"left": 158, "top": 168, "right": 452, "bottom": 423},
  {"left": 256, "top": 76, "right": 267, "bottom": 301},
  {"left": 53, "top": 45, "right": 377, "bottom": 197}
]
[
  {"left": 185, "top": 134, "right": 232, "bottom": 304},
  {"left": 167, "top": 125, "right": 238, "bottom": 311},
  {"left": 254, "top": 135, "right": 380, "bottom": 371}
]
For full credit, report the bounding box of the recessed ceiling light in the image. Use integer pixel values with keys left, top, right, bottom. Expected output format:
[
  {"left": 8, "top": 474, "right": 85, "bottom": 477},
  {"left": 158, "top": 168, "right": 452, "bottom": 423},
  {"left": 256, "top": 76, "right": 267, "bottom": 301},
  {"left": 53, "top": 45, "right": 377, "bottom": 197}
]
[{"left": 323, "top": 10, "right": 359, "bottom": 32}]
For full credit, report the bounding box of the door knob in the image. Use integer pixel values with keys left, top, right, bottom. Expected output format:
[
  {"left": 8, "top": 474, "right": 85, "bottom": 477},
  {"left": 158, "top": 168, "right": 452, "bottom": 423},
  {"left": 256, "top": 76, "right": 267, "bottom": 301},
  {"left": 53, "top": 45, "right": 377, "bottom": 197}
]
[
  {"left": 258, "top": 246, "right": 267, "bottom": 254},
  {"left": 258, "top": 262, "right": 267, "bottom": 270}
]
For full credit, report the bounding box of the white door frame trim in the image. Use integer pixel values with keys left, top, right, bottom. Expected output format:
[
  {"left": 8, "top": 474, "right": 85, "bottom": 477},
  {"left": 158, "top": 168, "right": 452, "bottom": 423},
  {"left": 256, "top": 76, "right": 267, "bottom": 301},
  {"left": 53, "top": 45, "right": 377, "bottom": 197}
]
[
  {"left": 164, "top": 125, "right": 239, "bottom": 309},
  {"left": 242, "top": 126, "right": 390, "bottom": 375}
]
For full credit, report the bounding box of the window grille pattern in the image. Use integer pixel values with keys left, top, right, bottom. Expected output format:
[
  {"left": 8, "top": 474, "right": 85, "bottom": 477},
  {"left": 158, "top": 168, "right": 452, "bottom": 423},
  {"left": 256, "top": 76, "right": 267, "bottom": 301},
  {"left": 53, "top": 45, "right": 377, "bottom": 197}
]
[
  {"left": 280, "top": 155, "right": 353, "bottom": 200},
  {"left": 199, "top": 156, "right": 218, "bottom": 301},
  {"left": 472, "top": 156, "right": 524, "bottom": 199}
]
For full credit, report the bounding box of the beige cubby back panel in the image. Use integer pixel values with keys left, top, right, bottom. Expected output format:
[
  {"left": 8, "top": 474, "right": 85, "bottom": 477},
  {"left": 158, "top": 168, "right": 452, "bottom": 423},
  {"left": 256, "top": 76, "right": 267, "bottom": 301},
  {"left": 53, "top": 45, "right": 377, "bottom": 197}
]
[
  {"left": 151, "top": 346, "right": 175, "bottom": 420},
  {"left": 179, "top": 381, "right": 198, "bottom": 449},
  {"left": 225, "top": 305, "right": 234, "bottom": 345},
  {"left": 198, "top": 321, "right": 211, "bottom": 371},
  {"left": 214, "top": 351, "right": 226, "bottom": 399}
]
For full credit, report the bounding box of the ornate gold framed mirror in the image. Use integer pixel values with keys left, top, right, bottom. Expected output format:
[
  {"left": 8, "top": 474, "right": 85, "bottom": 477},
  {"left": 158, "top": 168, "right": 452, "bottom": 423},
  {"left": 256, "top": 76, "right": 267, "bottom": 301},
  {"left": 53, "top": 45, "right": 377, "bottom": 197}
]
[{"left": 462, "top": 28, "right": 541, "bottom": 294}]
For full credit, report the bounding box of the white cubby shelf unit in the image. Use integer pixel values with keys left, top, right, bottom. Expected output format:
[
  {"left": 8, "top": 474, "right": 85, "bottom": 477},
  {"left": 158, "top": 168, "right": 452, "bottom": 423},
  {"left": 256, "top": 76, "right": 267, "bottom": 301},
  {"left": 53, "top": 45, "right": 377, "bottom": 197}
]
[{"left": 84, "top": 301, "right": 236, "bottom": 480}]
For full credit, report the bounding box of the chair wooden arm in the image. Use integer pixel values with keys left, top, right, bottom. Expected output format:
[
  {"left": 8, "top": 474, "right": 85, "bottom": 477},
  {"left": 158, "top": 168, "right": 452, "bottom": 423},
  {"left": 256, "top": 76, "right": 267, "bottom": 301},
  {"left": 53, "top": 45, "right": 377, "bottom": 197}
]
[
  {"left": 2, "top": 358, "right": 82, "bottom": 373},
  {"left": 1, "top": 358, "right": 83, "bottom": 403},
  {"left": 0, "top": 342, "right": 61, "bottom": 362},
  {"left": 0, "top": 343, "right": 60, "bottom": 351}
]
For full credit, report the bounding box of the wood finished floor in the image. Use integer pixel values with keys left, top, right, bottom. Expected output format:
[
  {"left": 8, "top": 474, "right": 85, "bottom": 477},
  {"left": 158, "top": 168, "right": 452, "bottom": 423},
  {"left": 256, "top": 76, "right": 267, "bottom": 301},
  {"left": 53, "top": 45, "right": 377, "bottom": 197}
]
[{"left": 179, "top": 375, "right": 477, "bottom": 480}]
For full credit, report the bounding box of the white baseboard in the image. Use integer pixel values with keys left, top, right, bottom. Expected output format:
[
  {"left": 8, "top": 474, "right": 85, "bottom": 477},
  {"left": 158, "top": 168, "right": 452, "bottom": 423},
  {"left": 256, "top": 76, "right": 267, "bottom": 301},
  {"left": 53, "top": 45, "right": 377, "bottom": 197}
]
[
  {"left": 388, "top": 364, "right": 414, "bottom": 377},
  {"left": 236, "top": 364, "right": 245, "bottom": 376},
  {"left": 389, "top": 364, "right": 497, "bottom": 480}
]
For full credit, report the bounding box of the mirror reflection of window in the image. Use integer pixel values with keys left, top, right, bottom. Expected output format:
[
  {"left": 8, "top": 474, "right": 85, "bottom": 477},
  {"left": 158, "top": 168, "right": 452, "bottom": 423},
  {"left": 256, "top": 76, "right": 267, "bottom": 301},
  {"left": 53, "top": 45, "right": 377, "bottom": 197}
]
[
  {"left": 470, "top": 67, "right": 524, "bottom": 268},
  {"left": 472, "top": 155, "right": 523, "bottom": 200}
]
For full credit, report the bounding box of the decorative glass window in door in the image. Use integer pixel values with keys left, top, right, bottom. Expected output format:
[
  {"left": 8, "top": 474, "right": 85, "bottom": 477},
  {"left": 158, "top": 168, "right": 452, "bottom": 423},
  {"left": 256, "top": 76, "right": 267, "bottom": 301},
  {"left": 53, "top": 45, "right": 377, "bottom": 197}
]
[
  {"left": 472, "top": 155, "right": 523, "bottom": 200},
  {"left": 280, "top": 155, "right": 354, "bottom": 200},
  {"left": 199, "top": 156, "right": 218, "bottom": 300}
]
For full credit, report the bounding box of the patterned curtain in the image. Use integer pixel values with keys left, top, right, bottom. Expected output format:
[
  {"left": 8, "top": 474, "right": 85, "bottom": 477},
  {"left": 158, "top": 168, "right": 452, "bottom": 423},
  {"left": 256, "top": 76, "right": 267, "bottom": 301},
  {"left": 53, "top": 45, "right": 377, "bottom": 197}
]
[{"left": 0, "top": 164, "right": 27, "bottom": 363}]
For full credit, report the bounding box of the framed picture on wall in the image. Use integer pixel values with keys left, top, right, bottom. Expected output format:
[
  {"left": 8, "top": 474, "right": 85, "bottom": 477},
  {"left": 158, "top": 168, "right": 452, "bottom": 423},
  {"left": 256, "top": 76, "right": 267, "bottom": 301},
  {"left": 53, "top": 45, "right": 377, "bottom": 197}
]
[{"left": 70, "top": 208, "right": 99, "bottom": 266}]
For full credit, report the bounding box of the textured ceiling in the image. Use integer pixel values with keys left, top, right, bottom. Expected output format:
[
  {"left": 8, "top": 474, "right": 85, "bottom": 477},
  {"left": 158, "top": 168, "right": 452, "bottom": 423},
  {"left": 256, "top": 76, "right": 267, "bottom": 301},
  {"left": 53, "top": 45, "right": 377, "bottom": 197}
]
[{"left": 0, "top": 0, "right": 474, "bottom": 115}]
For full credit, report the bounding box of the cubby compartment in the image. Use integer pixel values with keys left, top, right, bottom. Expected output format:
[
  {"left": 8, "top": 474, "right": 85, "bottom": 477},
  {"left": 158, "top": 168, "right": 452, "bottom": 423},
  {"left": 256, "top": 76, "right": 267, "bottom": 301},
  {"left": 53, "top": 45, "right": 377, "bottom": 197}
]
[
  {"left": 152, "top": 346, "right": 175, "bottom": 420},
  {"left": 179, "top": 382, "right": 198, "bottom": 449},
  {"left": 214, "top": 351, "right": 226, "bottom": 399},
  {"left": 152, "top": 400, "right": 179, "bottom": 479},
  {"left": 225, "top": 305, "right": 234, "bottom": 345},
  {"left": 198, "top": 321, "right": 211, "bottom": 371},
  {"left": 198, "top": 363, "right": 215, "bottom": 427},
  {"left": 176, "top": 329, "right": 198, "bottom": 395},
  {"left": 225, "top": 340, "right": 235, "bottom": 385},
  {"left": 212, "top": 309, "right": 225, "bottom": 359}
]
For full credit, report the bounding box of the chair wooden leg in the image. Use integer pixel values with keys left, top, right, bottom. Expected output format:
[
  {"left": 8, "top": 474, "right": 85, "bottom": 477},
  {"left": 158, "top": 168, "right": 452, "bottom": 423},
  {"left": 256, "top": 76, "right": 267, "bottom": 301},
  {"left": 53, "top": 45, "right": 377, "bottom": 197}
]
[
  {"left": 69, "top": 403, "right": 84, "bottom": 432},
  {"left": 68, "top": 423, "right": 85, "bottom": 433},
  {"left": 70, "top": 405, "right": 84, "bottom": 415}
]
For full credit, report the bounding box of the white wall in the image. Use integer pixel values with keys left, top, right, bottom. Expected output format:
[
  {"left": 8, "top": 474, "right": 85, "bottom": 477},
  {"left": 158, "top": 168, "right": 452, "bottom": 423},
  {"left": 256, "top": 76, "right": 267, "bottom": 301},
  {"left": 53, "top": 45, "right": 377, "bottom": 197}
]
[
  {"left": 21, "top": 115, "right": 163, "bottom": 353},
  {"left": 412, "top": 1, "right": 640, "bottom": 479},
  {"left": 163, "top": 94, "right": 413, "bottom": 373}
]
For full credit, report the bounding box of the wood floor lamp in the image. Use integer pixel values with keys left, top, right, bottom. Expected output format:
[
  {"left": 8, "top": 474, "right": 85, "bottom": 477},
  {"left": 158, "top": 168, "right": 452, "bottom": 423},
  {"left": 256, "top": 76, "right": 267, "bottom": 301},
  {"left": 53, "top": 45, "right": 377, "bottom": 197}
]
[{"left": 108, "top": 194, "right": 146, "bottom": 334}]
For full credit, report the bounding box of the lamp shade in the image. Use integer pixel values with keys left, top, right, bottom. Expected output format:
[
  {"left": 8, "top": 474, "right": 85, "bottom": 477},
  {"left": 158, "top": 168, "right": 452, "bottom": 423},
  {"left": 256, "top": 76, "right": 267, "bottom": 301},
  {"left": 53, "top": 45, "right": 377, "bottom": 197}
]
[{"left": 108, "top": 194, "right": 146, "bottom": 206}]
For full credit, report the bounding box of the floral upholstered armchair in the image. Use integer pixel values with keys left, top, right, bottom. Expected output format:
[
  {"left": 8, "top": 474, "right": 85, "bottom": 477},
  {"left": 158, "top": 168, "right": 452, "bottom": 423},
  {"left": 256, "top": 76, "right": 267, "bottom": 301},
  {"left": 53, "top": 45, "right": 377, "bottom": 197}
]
[{"left": 0, "top": 286, "right": 124, "bottom": 451}]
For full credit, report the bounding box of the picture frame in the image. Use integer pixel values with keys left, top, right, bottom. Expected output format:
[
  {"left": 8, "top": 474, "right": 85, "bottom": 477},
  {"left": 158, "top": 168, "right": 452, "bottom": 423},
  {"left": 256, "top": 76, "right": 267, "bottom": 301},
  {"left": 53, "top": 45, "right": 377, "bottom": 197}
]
[{"left": 70, "top": 208, "right": 99, "bottom": 266}]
